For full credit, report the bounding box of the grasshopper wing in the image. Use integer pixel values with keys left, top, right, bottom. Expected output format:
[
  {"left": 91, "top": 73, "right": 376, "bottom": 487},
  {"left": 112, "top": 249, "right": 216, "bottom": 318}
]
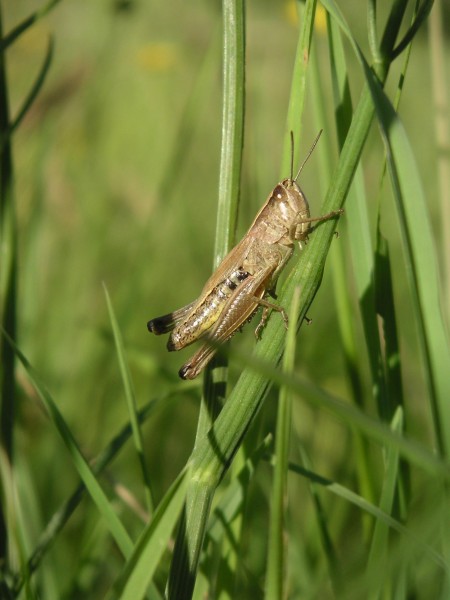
[{"left": 178, "top": 264, "right": 275, "bottom": 379}]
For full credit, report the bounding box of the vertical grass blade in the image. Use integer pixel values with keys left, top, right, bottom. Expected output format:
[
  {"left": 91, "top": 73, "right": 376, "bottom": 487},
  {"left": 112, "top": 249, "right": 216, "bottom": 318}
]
[
  {"left": 167, "top": 1, "right": 246, "bottom": 598},
  {"left": 112, "top": 469, "right": 188, "bottom": 600},
  {"left": 366, "top": 407, "right": 403, "bottom": 600},
  {"left": 0, "top": 5, "right": 18, "bottom": 571},
  {"left": 367, "top": 78, "right": 450, "bottom": 456},
  {"left": 281, "top": 0, "right": 317, "bottom": 174},
  {"left": 428, "top": 0, "right": 450, "bottom": 316},
  {"left": 104, "top": 285, "right": 154, "bottom": 513},
  {"left": 265, "top": 288, "right": 301, "bottom": 599},
  {"left": 214, "top": 0, "right": 245, "bottom": 267}
]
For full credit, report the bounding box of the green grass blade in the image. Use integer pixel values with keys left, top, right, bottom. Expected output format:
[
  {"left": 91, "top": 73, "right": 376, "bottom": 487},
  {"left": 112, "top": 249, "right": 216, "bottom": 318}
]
[
  {"left": 214, "top": 0, "right": 245, "bottom": 266},
  {"left": 367, "top": 79, "right": 450, "bottom": 456},
  {"left": 297, "top": 445, "right": 341, "bottom": 593},
  {"left": 265, "top": 288, "right": 300, "bottom": 600},
  {"left": 167, "top": 1, "right": 245, "bottom": 597},
  {"left": 206, "top": 434, "right": 272, "bottom": 545},
  {"left": 325, "top": 12, "right": 389, "bottom": 419},
  {"left": 111, "top": 468, "right": 188, "bottom": 600},
  {"left": 0, "top": 4, "right": 18, "bottom": 565},
  {"left": 104, "top": 285, "right": 154, "bottom": 513},
  {"left": 0, "top": 0, "right": 63, "bottom": 51},
  {"left": 391, "top": 0, "right": 433, "bottom": 59},
  {"left": 5, "top": 334, "right": 134, "bottom": 559},
  {"left": 225, "top": 347, "right": 450, "bottom": 477},
  {"left": 287, "top": 459, "right": 446, "bottom": 570},
  {"left": 15, "top": 394, "right": 178, "bottom": 595},
  {"left": 312, "top": 18, "right": 376, "bottom": 507},
  {"left": 1, "top": 37, "right": 54, "bottom": 149},
  {"left": 281, "top": 0, "right": 317, "bottom": 174},
  {"left": 428, "top": 0, "right": 450, "bottom": 317},
  {"left": 366, "top": 407, "right": 403, "bottom": 600}
]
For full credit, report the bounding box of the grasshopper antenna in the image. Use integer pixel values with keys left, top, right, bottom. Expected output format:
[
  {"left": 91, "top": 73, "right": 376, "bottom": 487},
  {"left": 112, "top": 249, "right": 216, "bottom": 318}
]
[{"left": 294, "top": 129, "right": 323, "bottom": 182}]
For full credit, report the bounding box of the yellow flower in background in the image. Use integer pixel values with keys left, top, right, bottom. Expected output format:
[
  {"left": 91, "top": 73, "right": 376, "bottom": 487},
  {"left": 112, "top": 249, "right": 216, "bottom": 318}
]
[
  {"left": 284, "top": 1, "right": 327, "bottom": 34},
  {"left": 315, "top": 4, "right": 327, "bottom": 33},
  {"left": 284, "top": 0, "right": 298, "bottom": 25},
  {"left": 136, "top": 42, "right": 178, "bottom": 72}
]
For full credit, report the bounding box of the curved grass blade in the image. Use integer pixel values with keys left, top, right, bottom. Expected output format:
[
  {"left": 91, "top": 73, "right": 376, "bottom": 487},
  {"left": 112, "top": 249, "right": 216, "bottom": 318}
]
[
  {"left": 1, "top": 37, "right": 53, "bottom": 150},
  {"left": 14, "top": 392, "right": 186, "bottom": 596},
  {"left": 3, "top": 333, "right": 134, "bottom": 559},
  {"left": 0, "top": 0, "right": 63, "bottom": 51},
  {"left": 104, "top": 285, "right": 154, "bottom": 513},
  {"left": 225, "top": 345, "right": 450, "bottom": 478},
  {"left": 287, "top": 459, "right": 446, "bottom": 570},
  {"left": 111, "top": 468, "right": 188, "bottom": 600}
]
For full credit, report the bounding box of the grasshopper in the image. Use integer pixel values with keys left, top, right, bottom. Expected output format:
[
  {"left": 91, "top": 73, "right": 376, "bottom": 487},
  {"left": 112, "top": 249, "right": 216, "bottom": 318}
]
[{"left": 147, "top": 131, "right": 343, "bottom": 379}]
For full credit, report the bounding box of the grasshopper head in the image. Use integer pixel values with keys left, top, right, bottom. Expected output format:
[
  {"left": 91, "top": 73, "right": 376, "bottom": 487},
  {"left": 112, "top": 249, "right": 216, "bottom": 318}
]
[{"left": 280, "top": 178, "right": 311, "bottom": 242}]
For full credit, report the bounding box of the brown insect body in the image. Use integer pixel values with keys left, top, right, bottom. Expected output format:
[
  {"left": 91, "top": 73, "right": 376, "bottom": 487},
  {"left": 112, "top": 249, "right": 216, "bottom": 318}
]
[{"left": 147, "top": 134, "right": 342, "bottom": 379}]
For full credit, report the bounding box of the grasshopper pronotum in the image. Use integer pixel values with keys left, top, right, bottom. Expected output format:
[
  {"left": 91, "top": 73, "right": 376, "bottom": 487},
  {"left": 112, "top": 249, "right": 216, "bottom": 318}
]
[{"left": 147, "top": 131, "right": 343, "bottom": 379}]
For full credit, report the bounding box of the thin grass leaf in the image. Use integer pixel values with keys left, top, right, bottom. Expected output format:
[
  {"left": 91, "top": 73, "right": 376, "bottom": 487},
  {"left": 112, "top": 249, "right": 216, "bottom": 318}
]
[
  {"left": 104, "top": 285, "right": 154, "bottom": 513},
  {"left": 297, "top": 445, "right": 341, "bottom": 594},
  {"left": 206, "top": 434, "right": 272, "bottom": 545},
  {"left": 14, "top": 393, "right": 185, "bottom": 596},
  {"left": 225, "top": 346, "right": 450, "bottom": 478},
  {"left": 325, "top": 11, "right": 390, "bottom": 420},
  {"left": 428, "top": 0, "right": 450, "bottom": 316},
  {"left": 0, "top": 0, "right": 63, "bottom": 51},
  {"left": 214, "top": 0, "right": 245, "bottom": 266},
  {"left": 110, "top": 468, "right": 188, "bottom": 600},
  {"left": 312, "top": 20, "right": 376, "bottom": 507},
  {"left": 287, "top": 459, "right": 447, "bottom": 570},
  {"left": 1, "top": 4, "right": 20, "bottom": 566},
  {"left": 391, "top": 0, "right": 433, "bottom": 59},
  {"left": 281, "top": 0, "right": 317, "bottom": 174},
  {"left": 366, "top": 407, "right": 403, "bottom": 600},
  {"left": 205, "top": 436, "right": 272, "bottom": 599},
  {"left": 367, "top": 0, "right": 381, "bottom": 65},
  {"left": 265, "top": 288, "right": 301, "bottom": 600},
  {"left": 374, "top": 0, "right": 416, "bottom": 417},
  {"left": 0, "top": 447, "right": 29, "bottom": 592},
  {"left": 367, "top": 78, "right": 450, "bottom": 456},
  {"left": 4, "top": 334, "right": 134, "bottom": 559},
  {"left": 1, "top": 37, "right": 53, "bottom": 150}
]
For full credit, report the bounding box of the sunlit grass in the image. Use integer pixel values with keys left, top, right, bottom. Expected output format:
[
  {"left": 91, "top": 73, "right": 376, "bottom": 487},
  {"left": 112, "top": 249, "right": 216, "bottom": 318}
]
[{"left": 1, "top": 1, "right": 449, "bottom": 599}]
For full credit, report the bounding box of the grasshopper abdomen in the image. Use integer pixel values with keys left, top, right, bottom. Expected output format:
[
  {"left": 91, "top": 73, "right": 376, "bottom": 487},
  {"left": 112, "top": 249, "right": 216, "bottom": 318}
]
[{"left": 167, "top": 268, "right": 250, "bottom": 351}]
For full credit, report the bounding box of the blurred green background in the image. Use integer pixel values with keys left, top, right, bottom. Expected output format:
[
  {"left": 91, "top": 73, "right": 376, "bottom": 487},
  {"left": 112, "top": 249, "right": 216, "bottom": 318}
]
[{"left": 2, "top": 0, "right": 449, "bottom": 597}]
